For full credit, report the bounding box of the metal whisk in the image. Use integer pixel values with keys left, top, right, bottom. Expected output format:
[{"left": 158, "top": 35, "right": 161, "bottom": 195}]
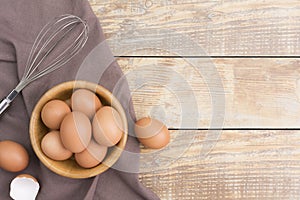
[{"left": 0, "top": 14, "right": 89, "bottom": 115}]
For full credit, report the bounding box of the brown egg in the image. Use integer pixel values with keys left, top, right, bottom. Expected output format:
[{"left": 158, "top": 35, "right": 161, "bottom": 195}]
[
  {"left": 75, "top": 140, "right": 107, "bottom": 168},
  {"left": 0, "top": 140, "right": 29, "bottom": 172},
  {"left": 135, "top": 117, "right": 170, "bottom": 149},
  {"left": 41, "top": 130, "right": 73, "bottom": 161},
  {"left": 92, "top": 106, "right": 123, "bottom": 147},
  {"left": 60, "top": 111, "right": 92, "bottom": 153},
  {"left": 41, "top": 99, "right": 71, "bottom": 130},
  {"left": 71, "top": 89, "right": 102, "bottom": 119}
]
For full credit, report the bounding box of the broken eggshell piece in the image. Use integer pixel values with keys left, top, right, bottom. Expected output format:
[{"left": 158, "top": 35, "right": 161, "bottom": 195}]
[{"left": 10, "top": 174, "right": 40, "bottom": 200}]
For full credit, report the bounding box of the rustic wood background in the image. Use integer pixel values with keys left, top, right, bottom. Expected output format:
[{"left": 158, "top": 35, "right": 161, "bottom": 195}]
[{"left": 90, "top": 0, "right": 300, "bottom": 199}]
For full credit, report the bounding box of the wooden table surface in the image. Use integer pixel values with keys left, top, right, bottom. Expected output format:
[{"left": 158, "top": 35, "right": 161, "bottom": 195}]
[{"left": 90, "top": 1, "right": 300, "bottom": 199}]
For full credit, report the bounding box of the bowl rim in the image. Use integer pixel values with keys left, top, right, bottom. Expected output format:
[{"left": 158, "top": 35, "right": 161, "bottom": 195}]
[{"left": 29, "top": 80, "right": 128, "bottom": 179}]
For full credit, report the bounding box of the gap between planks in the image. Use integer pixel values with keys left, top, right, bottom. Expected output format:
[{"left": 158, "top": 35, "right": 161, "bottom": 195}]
[
  {"left": 169, "top": 128, "right": 300, "bottom": 130},
  {"left": 117, "top": 56, "right": 300, "bottom": 59}
]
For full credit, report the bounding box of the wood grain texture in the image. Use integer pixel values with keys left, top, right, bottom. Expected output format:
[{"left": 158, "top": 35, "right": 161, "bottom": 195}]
[
  {"left": 117, "top": 57, "right": 300, "bottom": 128},
  {"left": 88, "top": 1, "right": 300, "bottom": 199},
  {"left": 89, "top": 0, "right": 300, "bottom": 56},
  {"left": 139, "top": 130, "right": 300, "bottom": 199}
]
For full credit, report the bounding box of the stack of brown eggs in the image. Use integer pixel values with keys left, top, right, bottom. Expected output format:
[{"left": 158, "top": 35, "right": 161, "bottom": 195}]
[{"left": 40, "top": 89, "right": 123, "bottom": 168}]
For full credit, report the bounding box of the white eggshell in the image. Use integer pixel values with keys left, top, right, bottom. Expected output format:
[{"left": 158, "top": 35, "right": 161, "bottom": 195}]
[{"left": 10, "top": 175, "right": 40, "bottom": 200}]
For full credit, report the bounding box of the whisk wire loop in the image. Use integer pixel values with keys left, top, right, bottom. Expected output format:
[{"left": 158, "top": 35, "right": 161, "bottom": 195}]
[
  {"left": 23, "top": 20, "right": 78, "bottom": 82},
  {"left": 0, "top": 14, "right": 89, "bottom": 115}
]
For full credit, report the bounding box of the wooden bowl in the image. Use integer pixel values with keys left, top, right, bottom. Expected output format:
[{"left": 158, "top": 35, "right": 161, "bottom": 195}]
[{"left": 29, "top": 81, "right": 128, "bottom": 179}]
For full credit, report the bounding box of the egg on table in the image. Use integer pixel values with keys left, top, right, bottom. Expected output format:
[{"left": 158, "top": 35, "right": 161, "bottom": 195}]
[
  {"left": 134, "top": 117, "right": 170, "bottom": 149},
  {"left": 0, "top": 140, "right": 29, "bottom": 172}
]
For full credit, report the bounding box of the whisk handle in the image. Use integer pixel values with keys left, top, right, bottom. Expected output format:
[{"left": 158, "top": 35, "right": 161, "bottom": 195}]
[{"left": 0, "top": 90, "right": 19, "bottom": 115}]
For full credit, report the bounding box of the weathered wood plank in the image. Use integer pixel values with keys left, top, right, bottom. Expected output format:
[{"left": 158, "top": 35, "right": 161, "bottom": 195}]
[
  {"left": 117, "top": 57, "right": 300, "bottom": 128},
  {"left": 139, "top": 130, "right": 300, "bottom": 199},
  {"left": 90, "top": 0, "right": 300, "bottom": 56}
]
